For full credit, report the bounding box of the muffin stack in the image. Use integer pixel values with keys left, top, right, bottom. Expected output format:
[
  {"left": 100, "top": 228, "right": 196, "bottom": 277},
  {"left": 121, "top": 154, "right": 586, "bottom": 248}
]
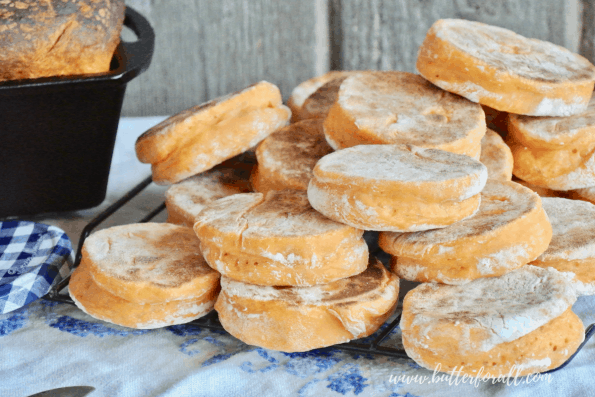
[
  {"left": 289, "top": 18, "right": 592, "bottom": 377},
  {"left": 65, "top": 17, "right": 595, "bottom": 377},
  {"left": 193, "top": 189, "right": 399, "bottom": 352},
  {"left": 69, "top": 223, "right": 220, "bottom": 329}
]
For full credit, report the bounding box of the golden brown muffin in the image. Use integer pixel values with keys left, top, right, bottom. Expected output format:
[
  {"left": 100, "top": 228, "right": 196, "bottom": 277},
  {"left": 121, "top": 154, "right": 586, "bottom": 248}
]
[
  {"left": 136, "top": 82, "right": 290, "bottom": 185},
  {"left": 507, "top": 95, "right": 595, "bottom": 190},
  {"left": 417, "top": 19, "right": 595, "bottom": 116},
  {"left": 194, "top": 190, "right": 368, "bottom": 286},
  {"left": 307, "top": 144, "right": 487, "bottom": 232},
  {"left": 531, "top": 197, "right": 595, "bottom": 295},
  {"left": 82, "top": 223, "right": 220, "bottom": 304},
  {"left": 215, "top": 256, "right": 399, "bottom": 352},
  {"left": 323, "top": 71, "right": 485, "bottom": 158},
  {"left": 166, "top": 152, "right": 256, "bottom": 227},
  {"left": 401, "top": 266, "right": 582, "bottom": 377},
  {"left": 296, "top": 73, "right": 359, "bottom": 121},
  {"left": 70, "top": 263, "right": 219, "bottom": 329},
  {"left": 287, "top": 71, "right": 355, "bottom": 122},
  {"left": 479, "top": 129, "right": 513, "bottom": 181},
  {"left": 252, "top": 119, "right": 333, "bottom": 194},
  {"left": 380, "top": 180, "right": 552, "bottom": 284}
]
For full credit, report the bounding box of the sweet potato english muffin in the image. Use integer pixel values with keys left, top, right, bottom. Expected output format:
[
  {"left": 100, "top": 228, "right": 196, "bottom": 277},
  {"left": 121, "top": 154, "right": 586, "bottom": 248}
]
[{"left": 68, "top": 18, "right": 595, "bottom": 373}]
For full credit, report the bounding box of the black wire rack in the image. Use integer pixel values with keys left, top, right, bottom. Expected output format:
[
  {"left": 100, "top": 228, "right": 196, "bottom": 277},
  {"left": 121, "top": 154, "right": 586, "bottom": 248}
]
[{"left": 43, "top": 175, "right": 595, "bottom": 373}]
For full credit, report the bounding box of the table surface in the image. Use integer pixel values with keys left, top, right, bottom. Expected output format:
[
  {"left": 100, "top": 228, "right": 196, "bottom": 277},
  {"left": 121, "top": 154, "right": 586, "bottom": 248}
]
[{"left": 1, "top": 117, "right": 594, "bottom": 397}]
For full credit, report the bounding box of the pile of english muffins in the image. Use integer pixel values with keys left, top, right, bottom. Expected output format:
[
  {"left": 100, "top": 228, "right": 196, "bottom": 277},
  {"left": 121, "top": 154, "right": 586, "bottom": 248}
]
[{"left": 69, "top": 19, "right": 595, "bottom": 377}]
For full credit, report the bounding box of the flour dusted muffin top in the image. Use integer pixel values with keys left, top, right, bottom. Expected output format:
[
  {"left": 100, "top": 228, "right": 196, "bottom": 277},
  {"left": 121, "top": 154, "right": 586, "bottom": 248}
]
[
  {"left": 215, "top": 256, "right": 399, "bottom": 352},
  {"left": 165, "top": 152, "right": 256, "bottom": 227},
  {"left": 307, "top": 144, "right": 487, "bottom": 232},
  {"left": 194, "top": 190, "right": 368, "bottom": 286},
  {"left": 507, "top": 95, "right": 595, "bottom": 190},
  {"left": 417, "top": 19, "right": 595, "bottom": 116},
  {"left": 70, "top": 263, "right": 219, "bottom": 329},
  {"left": 401, "top": 266, "right": 583, "bottom": 377},
  {"left": 252, "top": 119, "right": 333, "bottom": 194},
  {"left": 287, "top": 71, "right": 356, "bottom": 121},
  {"left": 380, "top": 180, "right": 552, "bottom": 284},
  {"left": 135, "top": 81, "right": 290, "bottom": 184},
  {"left": 323, "top": 71, "right": 485, "bottom": 158},
  {"left": 531, "top": 197, "right": 595, "bottom": 295},
  {"left": 82, "top": 223, "right": 219, "bottom": 304}
]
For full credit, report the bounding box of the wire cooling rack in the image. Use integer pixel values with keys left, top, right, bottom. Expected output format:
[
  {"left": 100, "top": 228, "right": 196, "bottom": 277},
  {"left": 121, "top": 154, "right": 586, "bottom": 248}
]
[{"left": 43, "top": 175, "right": 595, "bottom": 372}]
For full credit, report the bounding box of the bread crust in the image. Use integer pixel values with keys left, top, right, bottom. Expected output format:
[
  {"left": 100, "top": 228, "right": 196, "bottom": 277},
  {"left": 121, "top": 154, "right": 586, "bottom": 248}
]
[
  {"left": 215, "top": 257, "right": 399, "bottom": 352},
  {"left": 0, "top": 0, "right": 124, "bottom": 81}
]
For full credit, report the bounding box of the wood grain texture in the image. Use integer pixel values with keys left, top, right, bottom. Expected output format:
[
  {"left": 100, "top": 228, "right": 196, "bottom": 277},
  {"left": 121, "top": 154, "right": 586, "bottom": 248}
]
[
  {"left": 332, "top": 0, "right": 576, "bottom": 72},
  {"left": 122, "top": 0, "right": 322, "bottom": 116},
  {"left": 580, "top": 0, "right": 595, "bottom": 63}
]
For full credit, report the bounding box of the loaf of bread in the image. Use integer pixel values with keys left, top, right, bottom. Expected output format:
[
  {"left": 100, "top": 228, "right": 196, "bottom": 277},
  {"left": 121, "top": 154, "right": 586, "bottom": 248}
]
[{"left": 0, "top": 0, "right": 125, "bottom": 81}]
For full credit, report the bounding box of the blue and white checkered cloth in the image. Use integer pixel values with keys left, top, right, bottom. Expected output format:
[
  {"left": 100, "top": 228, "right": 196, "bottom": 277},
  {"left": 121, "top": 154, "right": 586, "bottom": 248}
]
[{"left": 0, "top": 221, "right": 72, "bottom": 314}]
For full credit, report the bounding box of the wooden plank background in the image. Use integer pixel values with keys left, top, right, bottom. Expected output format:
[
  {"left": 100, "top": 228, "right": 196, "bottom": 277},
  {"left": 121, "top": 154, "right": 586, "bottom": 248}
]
[
  {"left": 122, "top": 0, "right": 589, "bottom": 117},
  {"left": 122, "top": 0, "right": 326, "bottom": 116}
]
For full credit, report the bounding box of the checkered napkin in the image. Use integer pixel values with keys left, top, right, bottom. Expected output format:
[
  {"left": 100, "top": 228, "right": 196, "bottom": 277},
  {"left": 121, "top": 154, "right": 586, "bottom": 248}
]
[{"left": 0, "top": 221, "right": 72, "bottom": 314}]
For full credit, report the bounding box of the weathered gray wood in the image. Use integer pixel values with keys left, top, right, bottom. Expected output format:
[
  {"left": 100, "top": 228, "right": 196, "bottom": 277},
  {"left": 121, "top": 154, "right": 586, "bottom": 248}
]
[
  {"left": 332, "top": 0, "right": 578, "bottom": 72},
  {"left": 122, "top": 0, "right": 323, "bottom": 116},
  {"left": 580, "top": 0, "right": 595, "bottom": 63}
]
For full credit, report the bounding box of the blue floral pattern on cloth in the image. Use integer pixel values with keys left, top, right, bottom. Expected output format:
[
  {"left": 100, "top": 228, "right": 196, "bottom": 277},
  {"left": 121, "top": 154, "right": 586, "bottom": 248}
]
[
  {"left": 0, "top": 293, "right": 593, "bottom": 396},
  {"left": 47, "top": 315, "right": 151, "bottom": 337},
  {"left": 0, "top": 221, "right": 72, "bottom": 314},
  {"left": 326, "top": 364, "right": 369, "bottom": 395},
  {"left": 0, "top": 309, "right": 28, "bottom": 336}
]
